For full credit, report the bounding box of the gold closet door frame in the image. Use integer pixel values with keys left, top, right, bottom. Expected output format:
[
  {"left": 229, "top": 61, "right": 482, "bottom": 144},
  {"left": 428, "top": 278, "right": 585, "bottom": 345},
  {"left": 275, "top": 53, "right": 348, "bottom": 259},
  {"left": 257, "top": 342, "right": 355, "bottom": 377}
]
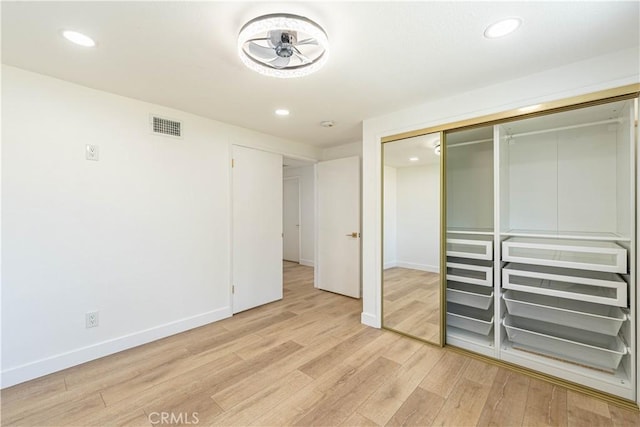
[{"left": 379, "top": 83, "right": 640, "bottom": 409}]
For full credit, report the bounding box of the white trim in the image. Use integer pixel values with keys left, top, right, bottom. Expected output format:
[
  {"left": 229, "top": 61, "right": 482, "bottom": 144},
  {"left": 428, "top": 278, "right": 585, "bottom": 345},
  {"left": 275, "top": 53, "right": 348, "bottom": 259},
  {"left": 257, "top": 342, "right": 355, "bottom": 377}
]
[
  {"left": 0, "top": 307, "right": 232, "bottom": 388},
  {"left": 299, "top": 258, "right": 315, "bottom": 267},
  {"left": 361, "top": 312, "right": 380, "bottom": 328},
  {"left": 383, "top": 261, "right": 397, "bottom": 270},
  {"left": 395, "top": 261, "right": 439, "bottom": 273}
]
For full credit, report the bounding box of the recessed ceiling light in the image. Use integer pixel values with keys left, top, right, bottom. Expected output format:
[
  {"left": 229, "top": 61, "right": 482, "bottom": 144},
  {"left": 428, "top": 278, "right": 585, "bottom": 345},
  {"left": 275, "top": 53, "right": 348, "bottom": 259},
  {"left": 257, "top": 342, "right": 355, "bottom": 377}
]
[
  {"left": 409, "top": 157, "right": 419, "bottom": 162},
  {"left": 62, "top": 30, "right": 96, "bottom": 47},
  {"left": 275, "top": 109, "right": 290, "bottom": 116},
  {"left": 484, "top": 18, "right": 522, "bottom": 39},
  {"left": 320, "top": 120, "right": 335, "bottom": 128},
  {"left": 518, "top": 104, "right": 542, "bottom": 112}
]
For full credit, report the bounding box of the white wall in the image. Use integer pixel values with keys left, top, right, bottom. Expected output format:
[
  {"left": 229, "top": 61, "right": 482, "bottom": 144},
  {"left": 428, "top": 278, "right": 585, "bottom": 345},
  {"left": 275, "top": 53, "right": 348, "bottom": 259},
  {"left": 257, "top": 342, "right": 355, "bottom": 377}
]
[
  {"left": 322, "top": 141, "right": 362, "bottom": 160},
  {"left": 383, "top": 166, "right": 397, "bottom": 268},
  {"left": 360, "top": 47, "right": 640, "bottom": 328},
  {"left": 1, "top": 65, "right": 321, "bottom": 387},
  {"left": 395, "top": 165, "right": 440, "bottom": 272},
  {"left": 283, "top": 164, "right": 315, "bottom": 266}
]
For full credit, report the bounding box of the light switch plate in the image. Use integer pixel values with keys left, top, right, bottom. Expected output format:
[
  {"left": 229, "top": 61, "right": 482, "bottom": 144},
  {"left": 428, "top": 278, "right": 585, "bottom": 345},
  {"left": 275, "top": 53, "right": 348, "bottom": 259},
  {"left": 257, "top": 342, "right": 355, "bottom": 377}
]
[{"left": 86, "top": 144, "right": 99, "bottom": 161}]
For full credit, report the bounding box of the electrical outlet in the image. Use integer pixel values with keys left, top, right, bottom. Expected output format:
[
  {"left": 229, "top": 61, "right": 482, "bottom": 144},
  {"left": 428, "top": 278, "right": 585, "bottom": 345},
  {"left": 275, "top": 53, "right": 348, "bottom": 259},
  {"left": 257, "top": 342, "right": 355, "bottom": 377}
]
[
  {"left": 86, "top": 311, "right": 99, "bottom": 328},
  {"left": 86, "top": 144, "right": 99, "bottom": 161}
]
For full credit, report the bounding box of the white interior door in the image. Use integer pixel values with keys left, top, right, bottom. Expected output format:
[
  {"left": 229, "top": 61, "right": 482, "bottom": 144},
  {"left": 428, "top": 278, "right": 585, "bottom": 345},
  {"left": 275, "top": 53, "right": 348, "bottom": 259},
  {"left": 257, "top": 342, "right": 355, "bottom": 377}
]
[
  {"left": 316, "top": 156, "right": 361, "bottom": 298},
  {"left": 232, "top": 145, "right": 283, "bottom": 313},
  {"left": 283, "top": 177, "right": 300, "bottom": 262}
]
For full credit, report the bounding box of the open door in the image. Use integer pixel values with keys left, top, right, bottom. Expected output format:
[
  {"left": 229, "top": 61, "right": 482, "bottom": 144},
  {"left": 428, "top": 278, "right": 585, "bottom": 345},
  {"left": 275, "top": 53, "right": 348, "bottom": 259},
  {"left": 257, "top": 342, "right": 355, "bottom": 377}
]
[
  {"left": 232, "top": 145, "right": 283, "bottom": 313},
  {"left": 316, "top": 156, "right": 361, "bottom": 298},
  {"left": 283, "top": 177, "right": 300, "bottom": 262}
]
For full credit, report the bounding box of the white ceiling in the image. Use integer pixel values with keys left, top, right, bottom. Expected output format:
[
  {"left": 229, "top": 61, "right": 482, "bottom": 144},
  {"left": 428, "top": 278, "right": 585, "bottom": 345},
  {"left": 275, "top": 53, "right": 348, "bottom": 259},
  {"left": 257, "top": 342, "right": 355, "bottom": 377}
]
[{"left": 2, "top": 1, "right": 638, "bottom": 148}]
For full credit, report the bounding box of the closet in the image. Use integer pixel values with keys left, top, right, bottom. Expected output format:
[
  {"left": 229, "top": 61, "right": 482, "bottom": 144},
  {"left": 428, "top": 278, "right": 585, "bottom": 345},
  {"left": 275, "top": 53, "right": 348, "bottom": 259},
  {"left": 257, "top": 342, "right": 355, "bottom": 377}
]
[{"left": 445, "top": 97, "right": 637, "bottom": 401}]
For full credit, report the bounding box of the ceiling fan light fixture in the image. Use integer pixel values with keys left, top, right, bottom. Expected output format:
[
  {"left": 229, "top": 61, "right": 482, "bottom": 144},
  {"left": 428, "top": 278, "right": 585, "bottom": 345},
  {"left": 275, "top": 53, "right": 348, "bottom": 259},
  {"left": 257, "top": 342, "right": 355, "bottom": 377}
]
[
  {"left": 238, "top": 13, "right": 329, "bottom": 78},
  {"left": 484, "top": 17, "right": 522, "bottom": 39},
  {"left": 61, "top": 30, "right": 96, "bottom": 47}
]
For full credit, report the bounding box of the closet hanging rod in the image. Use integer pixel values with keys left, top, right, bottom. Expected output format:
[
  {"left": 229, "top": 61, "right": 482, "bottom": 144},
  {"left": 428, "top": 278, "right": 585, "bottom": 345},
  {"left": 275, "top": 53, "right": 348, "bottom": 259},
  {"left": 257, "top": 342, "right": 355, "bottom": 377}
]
[
  {"left": 508, "top": 118, "right": 622, "bottom": 139},
  {"left": 448, "top": 138, "right": 493, "bottom": 148}
]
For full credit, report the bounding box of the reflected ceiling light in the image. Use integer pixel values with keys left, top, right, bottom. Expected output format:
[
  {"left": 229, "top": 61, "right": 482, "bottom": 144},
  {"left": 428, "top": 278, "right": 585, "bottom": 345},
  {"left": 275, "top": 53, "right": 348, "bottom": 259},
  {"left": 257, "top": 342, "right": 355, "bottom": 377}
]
[
  {"left": 518, "top": 104, "right": 542, "bottom": 112},
  {"left": 409, "top": 157, "right": 419, "bottom": 162},
  {"left": 275, "top": 109, "right": 290, "bottom": 116},
  {"left": 238, "top": 13, "right": 329, "bottom": 78},
  {"left": 484, "top": 18, "right": 522, "bottom": 39},
  {"left": 62, "top": 30, "right": 96, "bottom": 47},
  {"left": 434, "top": 142, "right": 441, "bottom": 156}
]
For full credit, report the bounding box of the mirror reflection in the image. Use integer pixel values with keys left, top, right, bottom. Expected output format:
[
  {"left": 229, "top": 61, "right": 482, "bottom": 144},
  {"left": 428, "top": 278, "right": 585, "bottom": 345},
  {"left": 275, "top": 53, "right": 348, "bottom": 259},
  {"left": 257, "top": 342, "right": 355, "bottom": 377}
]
[{"left": 382, "top": 132, "right": 442, "bottom": 344}]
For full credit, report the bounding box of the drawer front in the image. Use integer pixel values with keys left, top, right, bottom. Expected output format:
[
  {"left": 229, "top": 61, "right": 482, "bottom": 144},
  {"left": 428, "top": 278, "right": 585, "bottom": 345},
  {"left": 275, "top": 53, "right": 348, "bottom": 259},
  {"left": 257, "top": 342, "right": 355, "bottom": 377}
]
[
  {"left": 502, "top": 239, "right": 627, "bottom": 274},
  {"left": 502, "top": 265, "right": 627, "bottom": 307},
  {"left": 447, "top": 238, "right": 493, "bottom": 261},
  {"left": 447, "top": 261, "right": 493, "bottom": 287}
]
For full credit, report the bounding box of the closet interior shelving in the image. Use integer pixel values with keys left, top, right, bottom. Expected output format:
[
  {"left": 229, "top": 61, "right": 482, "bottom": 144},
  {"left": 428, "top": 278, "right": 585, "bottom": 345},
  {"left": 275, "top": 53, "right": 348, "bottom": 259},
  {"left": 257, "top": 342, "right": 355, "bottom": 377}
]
[{"left": 444, "top": 97, "right": 637, "bottom": 401}]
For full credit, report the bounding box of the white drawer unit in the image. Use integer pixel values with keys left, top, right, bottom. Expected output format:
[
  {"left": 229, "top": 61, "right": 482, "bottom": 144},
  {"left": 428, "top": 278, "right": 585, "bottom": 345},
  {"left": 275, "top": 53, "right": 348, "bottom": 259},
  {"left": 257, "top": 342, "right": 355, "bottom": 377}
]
[
  {"left": 447, "top": 303, "right": 494, "bottom": 336},
  {"left": 502, "top": 237, "right": 627, "bottom": 274},
  {"left": 503, "top": 290, "right": 627, "bottom": 336},
  {"left": 503, "top": 315, "right": 628, "bottom": 372},
  {"left": 447, "top": 234, "right": 493, "bottom": 260},
  {"left": 502, "top": 263, "right": 628, "bottom": 307},
  {"left": 446, "top": 257, "right": 493, "bottom": 287},
  {"left": 447, "top": 281, "right": 494, "bottom": 310}
]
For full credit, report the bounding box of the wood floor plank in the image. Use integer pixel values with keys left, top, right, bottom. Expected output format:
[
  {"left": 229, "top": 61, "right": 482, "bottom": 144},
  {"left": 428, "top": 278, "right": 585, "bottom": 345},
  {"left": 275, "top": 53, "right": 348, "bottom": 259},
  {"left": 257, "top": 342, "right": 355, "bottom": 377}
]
[
  {"left": 418, "top": 350, "right": 470, "bottom": 398},
  {"left": 357, "top": 345, "right": 444, "bottom": 426},
  {"left": 522, "top": 378, "right": 568, "bottom": 427},
  {"left": 209, "top": 370, "right": 313, "bottom": 425},
  {"left": 294, "top": 356, "right": 401, "bottom": 426},
  {"left": 298, "top": 326, "right": 384, "bottom": 379},
  {"left": 342, "top": 412, "right": 381, "bottom": 426},
  {"left": 476, "top": 368, "right": 529, "bottom": 427},
  {"left": 211, "top": 335, "right": 341, "bottom": 410},
  {"left": 567, "top": 390, "right": 613, "bottom": 427},
  {"left": 385, "top": 386, "right": 445, "bottom": 426},
  {"left": 609, "top": 403, "right": 640, "bottom": 427},
  {"left": 429, "top": 378, "right": 492, "bottom": 427}
]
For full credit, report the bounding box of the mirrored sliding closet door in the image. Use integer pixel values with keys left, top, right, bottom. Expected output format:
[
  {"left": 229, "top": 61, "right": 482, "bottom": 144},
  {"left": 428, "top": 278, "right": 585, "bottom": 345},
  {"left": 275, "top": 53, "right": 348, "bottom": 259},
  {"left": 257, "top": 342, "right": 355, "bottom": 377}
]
[{"left": 382, "top": 132, "right": 443, "bottom": 345}]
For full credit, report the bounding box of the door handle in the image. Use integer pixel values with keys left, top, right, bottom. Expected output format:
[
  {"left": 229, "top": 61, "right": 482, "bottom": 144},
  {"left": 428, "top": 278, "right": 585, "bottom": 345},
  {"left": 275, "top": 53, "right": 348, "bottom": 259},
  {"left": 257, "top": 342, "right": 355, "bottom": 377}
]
[{"left": 345, "top": 232, "right": 360, "bottom": 238}]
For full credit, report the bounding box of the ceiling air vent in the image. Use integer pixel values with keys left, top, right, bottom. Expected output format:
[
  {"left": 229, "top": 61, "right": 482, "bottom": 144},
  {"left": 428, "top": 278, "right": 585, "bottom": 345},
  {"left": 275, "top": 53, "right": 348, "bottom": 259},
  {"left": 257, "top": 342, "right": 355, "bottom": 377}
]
[{"left": 151, "top": 115, "right": 182, "bottom": 138}]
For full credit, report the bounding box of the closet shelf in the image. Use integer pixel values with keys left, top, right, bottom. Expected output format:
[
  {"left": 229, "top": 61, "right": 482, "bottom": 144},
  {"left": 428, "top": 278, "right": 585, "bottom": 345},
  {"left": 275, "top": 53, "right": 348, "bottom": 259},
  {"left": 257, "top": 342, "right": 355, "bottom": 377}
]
[
  {"left": 501, "top": 229, "right": 631, "bottom": 242},
  {"left": 447, "top": 234, "right": 493, "bottom": 260},
  {"left": 447, "top": 303, "right": 494, "bottom": 335},
  {"left": 502, "top": 263, "right": 627, "bottom": 307},
  {"left": 503, "top": 290, "right": 627, "bottom": 336},
  {"left": 502, "top": 237, "right": 627, "bottom": 273},
  {"left": 503, "top": 315, "right": 627, "bottom": 372},
  {"left": 447, "top": 227, "right": 494, "bottom": 236},
  {"left": 447, "top": 326, "right": 495, "bottom": 352},
  {"left": 447, "top": 281, "right": 494, "bottom": 310}
]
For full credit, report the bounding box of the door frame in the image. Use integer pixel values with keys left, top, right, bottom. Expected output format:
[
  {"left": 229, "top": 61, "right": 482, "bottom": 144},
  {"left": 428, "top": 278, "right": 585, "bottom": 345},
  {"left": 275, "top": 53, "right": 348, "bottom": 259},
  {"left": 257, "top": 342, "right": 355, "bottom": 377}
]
[{"left": 283, "top": 176, "right": 302, "bottom": 263}]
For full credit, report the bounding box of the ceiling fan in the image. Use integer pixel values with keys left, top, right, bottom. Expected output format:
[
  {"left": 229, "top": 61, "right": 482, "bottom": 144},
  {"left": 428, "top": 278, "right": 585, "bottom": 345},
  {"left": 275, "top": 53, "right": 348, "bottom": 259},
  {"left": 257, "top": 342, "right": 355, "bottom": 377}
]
[{"left": 238, "top": 14, "right": 329, "bottom": 78}]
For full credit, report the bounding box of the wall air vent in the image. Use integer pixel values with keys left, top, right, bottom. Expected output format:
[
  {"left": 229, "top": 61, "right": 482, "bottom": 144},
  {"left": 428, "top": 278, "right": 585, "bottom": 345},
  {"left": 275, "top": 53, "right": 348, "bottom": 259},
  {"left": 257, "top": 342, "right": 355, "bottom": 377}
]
[{"left": 151, "top": 115, "right": 182, "bottom": 138}]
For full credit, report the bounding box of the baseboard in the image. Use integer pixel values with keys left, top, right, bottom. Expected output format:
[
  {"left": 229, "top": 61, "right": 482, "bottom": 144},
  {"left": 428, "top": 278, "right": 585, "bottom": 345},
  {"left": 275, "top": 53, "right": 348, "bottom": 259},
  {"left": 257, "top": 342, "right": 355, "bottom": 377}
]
[
  {"left": 361, "top": 312, "right": 381, "bottom": 328},
  {"left": 396, "top": 261, "right": 439, "bottom": 273},
  {"left": 383, "top": 261, "right": 396, "bottom": 270},
  {"left": 299, "top": 258, "right": 315, "bottom": 267},
  {"left": 0, "top": 306, "right": 232, "bottom": 388}
]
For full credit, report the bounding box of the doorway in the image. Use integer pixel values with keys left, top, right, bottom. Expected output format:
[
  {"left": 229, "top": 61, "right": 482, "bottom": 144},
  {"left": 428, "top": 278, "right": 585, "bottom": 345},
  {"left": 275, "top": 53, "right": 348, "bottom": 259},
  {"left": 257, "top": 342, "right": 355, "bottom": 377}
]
[{"left": 283, "top": 177, "right": 301, "bottom": 263}]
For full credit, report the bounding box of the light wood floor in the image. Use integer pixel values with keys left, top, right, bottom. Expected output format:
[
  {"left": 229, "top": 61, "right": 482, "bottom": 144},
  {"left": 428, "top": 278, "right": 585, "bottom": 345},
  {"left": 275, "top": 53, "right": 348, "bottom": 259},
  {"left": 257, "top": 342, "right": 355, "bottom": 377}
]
[
  {"left": 383, "top": 267, "right": 440, "bottom": 343},
  {"left": 2, "top": 262, "right": 639, "bottom": 426}
]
